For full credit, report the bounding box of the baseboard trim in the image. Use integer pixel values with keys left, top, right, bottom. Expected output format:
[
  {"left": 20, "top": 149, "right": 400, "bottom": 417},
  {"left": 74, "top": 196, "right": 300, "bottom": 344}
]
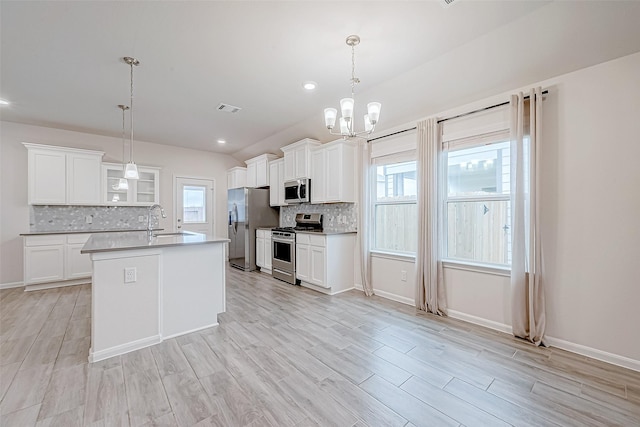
[
  {"left": 89, "top": 335, "right": 162, "bottom": 363},
  {"left": 300, "top": 281, "right": 354, "bottom": 296},
  {"left": 544, "top": 335, "right": 640, "bottom": 372},
  {"left": 25, "top": 278, "right": 91, "bottom": 292},
  {"left": 162, "top": 322, "right": 219, "bottom": 340},
  {"left": 356, "top": 285, "right": 414, "bottom": 306},
  {"left": 447, "top": 309, "right": 513, "bottom": 335},
  {"left": 0, "top": 281, "right": 24, "bottom": 290}
]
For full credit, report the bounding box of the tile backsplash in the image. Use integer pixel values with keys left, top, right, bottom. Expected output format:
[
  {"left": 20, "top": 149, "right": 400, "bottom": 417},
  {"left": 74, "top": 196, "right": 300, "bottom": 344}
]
[
  {"left": 30, "top": 205, "right": 159, "bottom": 232},
  {"left": 280, "top": 203, "right": 357, "bottom": 232}
]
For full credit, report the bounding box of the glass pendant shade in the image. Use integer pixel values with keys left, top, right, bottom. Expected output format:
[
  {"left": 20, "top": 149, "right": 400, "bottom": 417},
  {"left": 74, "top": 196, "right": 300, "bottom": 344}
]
[
  {"left": 324, "top": 108, "right": 337, "bottom": 129},
  {"left": 124, "top": 162, "right": 139, "bottom": 180},
  {"left": 339, "top": 117, "right": 349, "bottom": 134},
  {"left": 117, "top": 178, "right": 129, "bottom": 190},
  {"left": 364, "top": 114, "right": 373, "bottom": 132},
  {"left": 367, "top": 102, "right": 381, "bottom": 124},
  {"left": 340, "top": 98, "right": 354, "bottom": 120}
]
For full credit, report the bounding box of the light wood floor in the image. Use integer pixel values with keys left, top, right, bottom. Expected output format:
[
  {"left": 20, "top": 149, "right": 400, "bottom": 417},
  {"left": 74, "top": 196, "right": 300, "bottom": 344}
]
[{"left": 1, "top": 268, "right": 639, "bottom": 426}]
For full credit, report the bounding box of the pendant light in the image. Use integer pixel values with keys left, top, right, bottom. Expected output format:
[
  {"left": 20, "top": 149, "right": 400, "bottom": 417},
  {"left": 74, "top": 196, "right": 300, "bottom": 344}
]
[
  {"left": 123, "top": 56, "right": 140, "bottom": 180},
  {"left": 113, "top": 104, "right": 130, "bottom": 191},
  {"left": 323, "top": 35, "right": 381, "bottom": 139}
]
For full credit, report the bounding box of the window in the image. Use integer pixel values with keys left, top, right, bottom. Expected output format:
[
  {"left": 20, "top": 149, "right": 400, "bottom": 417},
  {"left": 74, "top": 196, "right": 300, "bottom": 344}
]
[
  {"left": 445, "top": 139, "right": 511, "bottom": 266},
  {"left": 183, "top": 185, "right": 206, "bottom": 223},
  {"left": 372, "top": 158, "right": 417, "bottom": 255}
]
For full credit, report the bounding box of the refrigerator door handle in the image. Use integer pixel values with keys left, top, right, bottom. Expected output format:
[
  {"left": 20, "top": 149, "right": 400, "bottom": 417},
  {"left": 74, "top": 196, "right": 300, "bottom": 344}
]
[{"left": 233, "top": 204, "right": 239, "bottom": 233}]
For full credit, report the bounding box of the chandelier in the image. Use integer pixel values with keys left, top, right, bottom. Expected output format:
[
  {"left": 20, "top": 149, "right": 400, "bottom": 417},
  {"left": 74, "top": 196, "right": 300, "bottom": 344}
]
[
  {"left": 123, "top": 56, "right": 140, "bottom": 179},
  {"left": 323, "top": 35, "right": 381, "bottom": 139}
]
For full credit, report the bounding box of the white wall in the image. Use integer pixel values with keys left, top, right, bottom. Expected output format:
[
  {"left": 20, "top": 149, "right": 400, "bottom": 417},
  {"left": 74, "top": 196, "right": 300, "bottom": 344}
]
[
  {"left": 368, "top": 52, "right": 640, "bottom": 367},
  {"left": 0, "top": 122, "right": 241, "bottom": 285}
]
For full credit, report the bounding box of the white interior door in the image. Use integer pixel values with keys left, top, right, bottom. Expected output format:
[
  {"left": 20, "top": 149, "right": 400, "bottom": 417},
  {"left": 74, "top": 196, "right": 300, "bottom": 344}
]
[{"left": 175, "top": 177, "right": 214, "bottom": 234}]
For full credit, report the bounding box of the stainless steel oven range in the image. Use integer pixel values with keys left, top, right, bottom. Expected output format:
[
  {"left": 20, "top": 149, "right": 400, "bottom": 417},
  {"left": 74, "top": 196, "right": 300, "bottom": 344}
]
[{"left": 271, "top": 213, "right": 322, "bottom": 285}]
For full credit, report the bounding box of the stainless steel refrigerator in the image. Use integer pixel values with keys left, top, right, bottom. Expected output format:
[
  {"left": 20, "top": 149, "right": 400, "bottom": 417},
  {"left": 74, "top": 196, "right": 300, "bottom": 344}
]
[{"left": 228, "top": 187, "right": 279, "bottom": 271}]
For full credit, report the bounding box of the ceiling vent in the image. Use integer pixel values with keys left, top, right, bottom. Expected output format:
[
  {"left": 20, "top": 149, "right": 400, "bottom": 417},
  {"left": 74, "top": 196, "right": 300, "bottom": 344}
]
[
  {"left": 440, "top": 0, "right": 457, "bottom": 7},
  {"left": 216, "top": 103, "right": 242, "bottom": 113}
]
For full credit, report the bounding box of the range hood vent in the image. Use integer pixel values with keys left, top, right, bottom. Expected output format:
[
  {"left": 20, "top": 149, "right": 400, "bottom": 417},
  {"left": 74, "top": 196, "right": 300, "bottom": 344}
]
[
  {"left": 216, "top": 103, "right": 242, "bottom": 113},
  {"left": 440, "top": 0, "right": 457, "bottom": 7}
]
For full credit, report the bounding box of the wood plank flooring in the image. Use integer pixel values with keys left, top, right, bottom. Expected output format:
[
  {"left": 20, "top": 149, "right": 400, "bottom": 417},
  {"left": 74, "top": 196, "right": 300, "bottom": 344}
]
[{"left": 1, "top": 267, "right": 640, "bottom": 426}]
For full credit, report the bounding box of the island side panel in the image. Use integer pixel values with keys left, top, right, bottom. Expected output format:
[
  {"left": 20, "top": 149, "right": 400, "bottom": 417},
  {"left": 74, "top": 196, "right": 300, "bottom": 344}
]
[
  {"left": 90, "top": 250, "right": 162, "bottom": 362},
  {"left": 161, "top": 242, "right": 226, "bottom": 338}
]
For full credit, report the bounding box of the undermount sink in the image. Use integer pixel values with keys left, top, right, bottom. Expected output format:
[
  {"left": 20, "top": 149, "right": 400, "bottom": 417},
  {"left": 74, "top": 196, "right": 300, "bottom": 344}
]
[{"left": 152, "top": 232, "right": 189, "bottom": 237}]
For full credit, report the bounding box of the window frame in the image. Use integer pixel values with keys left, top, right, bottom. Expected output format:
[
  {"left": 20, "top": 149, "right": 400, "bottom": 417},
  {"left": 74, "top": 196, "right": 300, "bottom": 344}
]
[
  {"left": 370, "top": 152, "right": 418, "bottom": 257},
  {"left": 442, "top": 135, "right": 512, "bottom": 269}
]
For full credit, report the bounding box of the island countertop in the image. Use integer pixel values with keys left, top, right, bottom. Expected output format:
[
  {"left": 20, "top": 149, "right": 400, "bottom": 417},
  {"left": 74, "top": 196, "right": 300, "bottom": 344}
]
[{"left": 81, "top": 231, "right": 229, "bottom": 254}]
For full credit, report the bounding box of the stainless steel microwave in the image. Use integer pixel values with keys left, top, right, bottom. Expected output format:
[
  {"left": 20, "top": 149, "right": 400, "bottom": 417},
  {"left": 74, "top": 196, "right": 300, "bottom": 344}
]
[{"left": 284, "top": 178, "right": 310, "bottom": 204}]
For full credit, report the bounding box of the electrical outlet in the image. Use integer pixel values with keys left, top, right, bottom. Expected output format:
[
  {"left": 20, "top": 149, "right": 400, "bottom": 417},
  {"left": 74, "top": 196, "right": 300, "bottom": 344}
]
[
  {"left": 342, "top": 215, "right": 347, "bottom": 223},
  {"left": 124, "top": 267, "right": 137, "bottom": 283},
  {"left": 85, "top": 215, "right": 93, "bottom": 224},
  {"left": 138, "top": 216, "right": 145, "bottom": 223},
  {"left": 401, "top": 270, "right": 407, "bottom": 281}
]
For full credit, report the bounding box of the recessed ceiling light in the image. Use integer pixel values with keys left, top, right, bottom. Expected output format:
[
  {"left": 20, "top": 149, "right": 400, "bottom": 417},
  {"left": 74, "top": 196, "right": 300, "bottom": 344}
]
[
  {"left": 0, "top": 99, "right": 9, "bottom": 105},
  {"left": 217, "top": 139, "right": 226, "bottom": 144},
  {"left": 303, "top": 81, "right": 317, "bottom": 91}
]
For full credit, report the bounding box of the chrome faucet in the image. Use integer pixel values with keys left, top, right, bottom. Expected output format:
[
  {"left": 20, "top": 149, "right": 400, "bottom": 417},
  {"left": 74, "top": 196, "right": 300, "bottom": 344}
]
[{"left": 147, "top": 204, "right": 166, "bottom": 236}]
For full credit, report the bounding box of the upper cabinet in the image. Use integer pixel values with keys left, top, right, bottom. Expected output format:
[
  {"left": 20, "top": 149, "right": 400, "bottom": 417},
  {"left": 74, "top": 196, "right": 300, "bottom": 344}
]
[
  {"left": 311, "top": 139, "right": 357, "bottom": 204},
  {"left": 102, "top": 163, "right": 160, "bottom": 206},
  {"left": 280, "top": 138, "right": 320, "bottom": 181},
  {"left": 227, "top": 167, "right": 247, "bottom": 190},
  {"left": 245, "top": 154, "right": 278, "bottom": 188},
  {"left": 268, "top": 158, "right": 286, "bottom": 207},
  {"left": 24, "top": 143, "right": 104, "bottom": 205}
]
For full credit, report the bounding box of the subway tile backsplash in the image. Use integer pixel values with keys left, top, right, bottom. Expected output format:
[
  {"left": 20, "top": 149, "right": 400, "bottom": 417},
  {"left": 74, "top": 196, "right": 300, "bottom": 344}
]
[
  {"left": 30, "top": 205, "right": 158, "bottom": 232},
  {"left": 280, "top": 203, "right": 357, "bottom": 232}
]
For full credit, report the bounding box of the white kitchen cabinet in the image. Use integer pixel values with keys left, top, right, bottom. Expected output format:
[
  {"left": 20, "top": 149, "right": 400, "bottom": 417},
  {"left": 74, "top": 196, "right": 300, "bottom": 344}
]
[
  {"left": 102, "top": 163, "right": 160, "bottom": 205},
  {"left": 295, "top": 232, "right": 355, "bottom": 295},
  {"left": 65, "top": 234, "right": 93, "bottom": 279},
  {"left": 269, "top": 158, "right": 286, "bottom": 207},
  {"left": 227, "top": 167, "right": 247, "bottom": 189},
  {"left": 24, "top": 143, "right": 104, "bottom": 205},
  {"left": 310, "top": 139, "right": 356, "bottom": 204},
  {"left": 280, "top": 138, "right": 320, "bottom": 181},
  {"left": 255, "top": 229, "right": 273, "bottom": 274},
  {"left": 245, "top": 154, "right": 278, "bottom": 188},
  {"left": 24, "top": 233, "right": 93, "bottom": 289}
]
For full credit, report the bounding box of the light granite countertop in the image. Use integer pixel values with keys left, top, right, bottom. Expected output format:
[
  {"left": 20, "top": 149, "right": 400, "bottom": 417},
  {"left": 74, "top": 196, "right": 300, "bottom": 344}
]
[
  {"left": 21, "top": 228, "right": 164, "bottom": 236},
  {"left": 81, "top": 231, "right": 229, "bottom": 254}
]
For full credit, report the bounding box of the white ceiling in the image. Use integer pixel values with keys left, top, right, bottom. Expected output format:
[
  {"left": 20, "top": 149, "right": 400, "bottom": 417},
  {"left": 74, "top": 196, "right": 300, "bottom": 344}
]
[{"left": 2, "top": 1, "right": 640, "bottom": 161}]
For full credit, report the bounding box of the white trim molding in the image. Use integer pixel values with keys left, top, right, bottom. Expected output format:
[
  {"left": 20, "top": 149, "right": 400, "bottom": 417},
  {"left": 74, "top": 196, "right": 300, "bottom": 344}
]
[
  {"left": 89, "top": 335, "right": 162, "bottom": 363},
  {"left": 0, "top": 281, "right": 24, "bottom": 290},
  {"left": 356, "top": 284, "right": 414, "bottom": 306},
  {"left": 447, "top": 309, "right": 513, "bottom": 334},
  {"left": 544, "top": 335, "right": 640, "bottom": 373}
]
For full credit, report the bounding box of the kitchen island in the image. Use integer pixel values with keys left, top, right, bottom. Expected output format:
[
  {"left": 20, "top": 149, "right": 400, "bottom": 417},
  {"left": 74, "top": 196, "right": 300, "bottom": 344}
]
[{"left": 81, "top": 231, "right": 229, "bottom": 362}]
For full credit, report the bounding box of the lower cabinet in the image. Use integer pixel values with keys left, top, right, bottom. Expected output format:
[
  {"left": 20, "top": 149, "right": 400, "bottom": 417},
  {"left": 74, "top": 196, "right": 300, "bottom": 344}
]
[
  {"left": 295, "top": 232, "right": 355, "bottom": 294},
  {"left": 24, "top": 234, "right": 92, "bottom": 290},
  {"left": 255, "top": 229, "right": 273, "bottom": 274}
]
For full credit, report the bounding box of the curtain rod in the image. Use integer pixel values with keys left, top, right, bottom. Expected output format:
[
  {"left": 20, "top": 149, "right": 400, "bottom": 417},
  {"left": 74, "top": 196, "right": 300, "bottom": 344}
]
[
  {"left": 437, "top": 89, "right": 548, "bottom": 124},
  {"left": 367, "top": 89, "right": 548, "bottom": 143}
]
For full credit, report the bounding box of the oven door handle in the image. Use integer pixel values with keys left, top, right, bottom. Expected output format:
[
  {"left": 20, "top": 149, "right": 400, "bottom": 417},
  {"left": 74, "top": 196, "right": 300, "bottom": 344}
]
[{"left": 272, "top": 237, "right": 294, "bottom": 244}]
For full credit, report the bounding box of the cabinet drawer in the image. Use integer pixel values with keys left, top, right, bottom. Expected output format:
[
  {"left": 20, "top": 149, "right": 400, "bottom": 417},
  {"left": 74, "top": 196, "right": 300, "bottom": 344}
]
[
  {"left": 296, "top": 233, "right": 310, "bottom": 245},
  {"left": 24, "top": 235, "right": 66, "bottom": 246},
  {"left": 67, "top": 234, "right": 91, "bottom": 244},
  {"left": 309, "top": 234, "right": 326, "bottom": 247},
  {"left": 256, "top": 229, "right": 271, "bottom": 239}
]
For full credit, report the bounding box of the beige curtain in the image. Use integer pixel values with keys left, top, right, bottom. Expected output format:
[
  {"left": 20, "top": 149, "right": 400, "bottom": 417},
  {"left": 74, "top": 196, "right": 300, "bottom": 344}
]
[
  {"left": 510, "top": 88, "right": 545, "bottom": 345},
  {"left": 415, "top": 118, "right": 446, "bottom": 315},
  {"left": 358, "top": 141, "right": 374, "bottom": 296}
]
